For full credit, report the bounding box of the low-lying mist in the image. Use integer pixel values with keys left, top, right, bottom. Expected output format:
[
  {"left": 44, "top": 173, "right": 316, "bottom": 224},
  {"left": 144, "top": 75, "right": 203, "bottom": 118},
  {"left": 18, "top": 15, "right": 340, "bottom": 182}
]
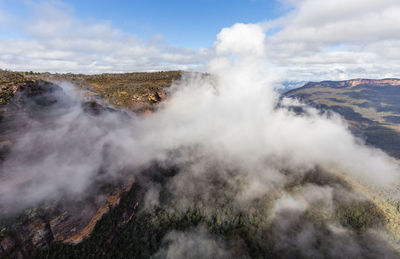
[{"left": 1, "top": 23, "right": 399, "bottom": 257}]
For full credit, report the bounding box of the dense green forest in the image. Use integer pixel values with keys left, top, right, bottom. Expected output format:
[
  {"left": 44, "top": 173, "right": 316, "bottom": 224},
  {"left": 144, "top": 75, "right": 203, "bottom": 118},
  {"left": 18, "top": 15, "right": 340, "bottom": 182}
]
[{"left": 35, "top": 167, "right": 395, "bottom": 259}]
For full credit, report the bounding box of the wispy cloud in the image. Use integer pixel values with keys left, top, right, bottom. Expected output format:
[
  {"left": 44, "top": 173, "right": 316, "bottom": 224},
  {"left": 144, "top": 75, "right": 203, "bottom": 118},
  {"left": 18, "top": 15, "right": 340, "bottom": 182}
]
[
  {"left": 0, "top": 0, "right": 210, "bottom": 73},
  {"left": 2, "top": 22, "right": 399, "bottom": 213},
  {"left": 264, "top": 0, "right": 400, "bottom": 80},
  {"left": 1, "top": 0, "right": 399, "bottom": 80}
]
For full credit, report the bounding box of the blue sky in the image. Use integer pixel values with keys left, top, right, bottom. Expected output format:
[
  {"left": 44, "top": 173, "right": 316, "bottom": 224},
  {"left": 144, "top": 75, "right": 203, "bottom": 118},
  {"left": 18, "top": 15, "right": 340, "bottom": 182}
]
[
  {"left": 0, "top": 0, "right": 400, "bottom": 80},
  {"left": 1, "top": 0, "right": 285, "bottom": 47},
  {"left": 68, "top": 0, "right": 284, "bottom": 48}
]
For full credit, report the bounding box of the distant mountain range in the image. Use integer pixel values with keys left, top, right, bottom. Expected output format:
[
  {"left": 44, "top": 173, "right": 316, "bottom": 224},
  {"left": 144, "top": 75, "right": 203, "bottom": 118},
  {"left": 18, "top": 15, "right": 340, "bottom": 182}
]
[{"left": 285, "top": 78, "right": 400, "bottom": 158}]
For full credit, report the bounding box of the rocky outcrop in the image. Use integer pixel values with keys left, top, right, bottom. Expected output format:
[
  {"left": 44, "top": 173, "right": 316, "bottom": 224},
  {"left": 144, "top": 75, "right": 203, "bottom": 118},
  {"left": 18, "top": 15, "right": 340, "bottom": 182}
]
[
  {"left": 0, "top": 179, "right": 136, "bottom": 258},
  {"left": 0, "top": 72, "right": 139, "bottom": 258},
  {"left": 302, "top": 78, "right": 400, "bottom": 89},
  {"left": 41, "top": 70, "right": 182, "bottom": 111},
  {"left": 65, "top": 191, "right": 125, "bottom": 244}
]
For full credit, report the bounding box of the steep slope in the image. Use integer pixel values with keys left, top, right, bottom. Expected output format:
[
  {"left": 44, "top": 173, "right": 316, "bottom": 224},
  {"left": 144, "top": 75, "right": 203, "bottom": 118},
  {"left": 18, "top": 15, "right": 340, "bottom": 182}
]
[
  {"left": 35, "top": 166, "right": 399, "bottom": 258},
  {"left": 1, "top": 72, "right": 400, "bottom": 258},
  {"left": 284, "top": 79, "right": 400, "bottom": 251},
  {"left": 40, "top": 71, "right": 182, "bottom": 112},
  {"left": 0, "top": 70, "right": 186, "bottom": 258},
  {"left": 285, "top": 79, "right": 400, "bottom": 158},
  {"left": 0, "top": 71, "right": 138, "bottom": 258}
]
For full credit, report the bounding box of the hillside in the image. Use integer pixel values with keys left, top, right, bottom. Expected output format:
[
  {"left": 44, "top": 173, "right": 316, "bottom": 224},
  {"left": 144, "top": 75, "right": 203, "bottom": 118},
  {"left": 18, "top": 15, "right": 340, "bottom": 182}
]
[
  {"left": 0, "top": 70, "right": 184, "bottom": 258},
  {"left": 1, "top": 71, "right": 400, "bottom": 258},
  {"left": 40, "top": 71, "right": 182, "bottom": 112},
  {"left": 0, "top": 70, "right": 139, "bottom": 257},
  {"left": 285, "top": 79, "right": 400, "bottom": 158}
]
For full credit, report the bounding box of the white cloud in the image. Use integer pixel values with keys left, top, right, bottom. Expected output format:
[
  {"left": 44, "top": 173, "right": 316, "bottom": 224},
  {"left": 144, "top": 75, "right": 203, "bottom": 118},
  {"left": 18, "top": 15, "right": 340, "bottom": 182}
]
[
  {"left": 264, "top": 0, "right": 400, "bottom": 80},
  {"left": 215, "top": 23, "right": 266, "bottom": 57},
  {"left": 3, "top": 23, "right": 399, "bottom": 213},
  {"left": 1, "top": 0, "right": 400, "bottom": 79},
  {"left": 0, "top": 0, "right": 209, "bottom": 73}
]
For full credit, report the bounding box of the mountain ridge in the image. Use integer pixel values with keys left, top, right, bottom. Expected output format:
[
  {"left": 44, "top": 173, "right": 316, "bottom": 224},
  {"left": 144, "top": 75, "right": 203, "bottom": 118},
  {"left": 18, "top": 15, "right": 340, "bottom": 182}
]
[
  {"left": 285, "top": 78, "right": 400, "bottom": 158},
  {"left": 1, "top": 70, "right": 400, "bottom": 258},
  {"left": 299, "top": 78, "right": 400, "bottom": 89}
]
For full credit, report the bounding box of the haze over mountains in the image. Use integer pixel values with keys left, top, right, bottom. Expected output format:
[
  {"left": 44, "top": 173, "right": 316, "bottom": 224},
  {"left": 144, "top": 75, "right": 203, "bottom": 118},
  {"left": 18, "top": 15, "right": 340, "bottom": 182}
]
[
  {"left": 0, "top": 21, "right": 400, "bottom": 258},
  {"left": 285, "top": 79, "right": 400, "bottom": 158},
  {"left": 1, "top": 0, "right": 400, "bottom": 258}
]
